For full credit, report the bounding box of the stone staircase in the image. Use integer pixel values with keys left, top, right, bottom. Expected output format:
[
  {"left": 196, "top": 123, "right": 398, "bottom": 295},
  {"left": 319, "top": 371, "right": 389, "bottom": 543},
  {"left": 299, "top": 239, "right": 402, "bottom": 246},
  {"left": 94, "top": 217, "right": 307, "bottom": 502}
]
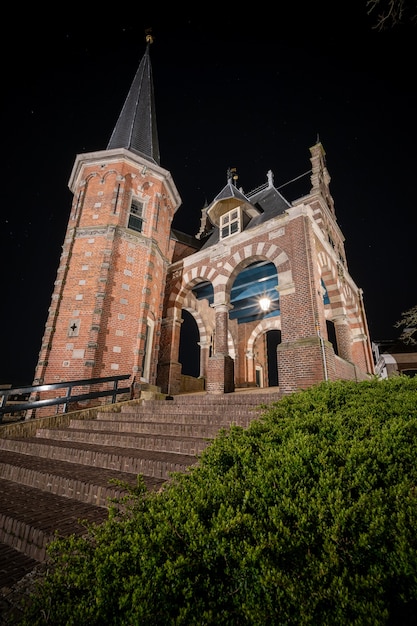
[{"left": 0, "top": 389, "right": 280, "bottom": 592}]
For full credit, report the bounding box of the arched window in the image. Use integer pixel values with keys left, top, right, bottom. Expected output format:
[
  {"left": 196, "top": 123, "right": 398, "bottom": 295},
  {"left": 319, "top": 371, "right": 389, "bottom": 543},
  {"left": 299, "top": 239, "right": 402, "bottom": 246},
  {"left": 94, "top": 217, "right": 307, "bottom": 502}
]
[{"left": 128, "top": 200, "right": 144, "bottom": 233}]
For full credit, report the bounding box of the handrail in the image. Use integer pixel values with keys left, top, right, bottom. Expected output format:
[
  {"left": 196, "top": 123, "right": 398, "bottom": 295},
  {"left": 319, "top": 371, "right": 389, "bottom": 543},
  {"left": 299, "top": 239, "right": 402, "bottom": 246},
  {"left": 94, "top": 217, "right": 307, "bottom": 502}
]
[{"left": 0, "top": 374, "right": 131, "bottom": 422}]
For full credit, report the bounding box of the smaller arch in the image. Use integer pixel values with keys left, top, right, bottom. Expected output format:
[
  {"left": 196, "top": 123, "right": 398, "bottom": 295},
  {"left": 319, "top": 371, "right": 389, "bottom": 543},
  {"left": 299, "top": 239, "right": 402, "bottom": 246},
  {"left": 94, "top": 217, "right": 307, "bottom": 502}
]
[
  {"left": 84, "top": 172, "right": 99, "bottom": 185},
  {"left": 182, "top": 302, "right": 212, "bottom": 347},
  {"left": 168, "top": 269, "right": 217, "bottom": 314},
  {"left": 248, "top": 317, "right": 282, "bottom": 354},
  {"left": 101, "top": 170, "right": 119, "bottom": 183},
  {"left": 179, "top": 309, "right": 201, "bottom": 378}
]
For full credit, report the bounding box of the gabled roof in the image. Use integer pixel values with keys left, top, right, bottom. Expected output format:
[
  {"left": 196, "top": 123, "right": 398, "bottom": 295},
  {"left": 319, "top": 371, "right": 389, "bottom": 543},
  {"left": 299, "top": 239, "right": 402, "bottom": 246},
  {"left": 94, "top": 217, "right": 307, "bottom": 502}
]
[
  {"left": 247, "top": 179, "right": 291, "bottom": 227},
  {"left": 200, "top": 171, "right": 291, "bottom": 250},
  {"left": 171, "top": 229, "right": 204, "bottom": 251},
  {"left": 106, "top": 41, "right": 160, "bottom": 165},
  {"left": 206, "top": 180, "right": 260, "bottom": 225}
]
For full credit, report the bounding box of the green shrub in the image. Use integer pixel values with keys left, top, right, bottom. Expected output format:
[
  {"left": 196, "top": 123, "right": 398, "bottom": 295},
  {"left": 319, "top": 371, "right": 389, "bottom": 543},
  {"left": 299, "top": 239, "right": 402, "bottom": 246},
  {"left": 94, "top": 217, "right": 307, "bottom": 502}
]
[{"left": 21, "top": 377, "right": 417, "bottom": 625}]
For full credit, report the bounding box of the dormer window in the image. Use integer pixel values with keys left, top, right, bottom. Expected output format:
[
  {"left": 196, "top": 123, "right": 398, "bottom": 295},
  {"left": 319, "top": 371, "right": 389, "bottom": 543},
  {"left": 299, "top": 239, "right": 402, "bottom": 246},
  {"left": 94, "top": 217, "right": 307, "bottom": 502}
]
[
  {"left": 128, "top": 200, "right": 144, "bottom": 233},
  {"left": 220, "top": 208, "right": 241, "bottom": 240}
]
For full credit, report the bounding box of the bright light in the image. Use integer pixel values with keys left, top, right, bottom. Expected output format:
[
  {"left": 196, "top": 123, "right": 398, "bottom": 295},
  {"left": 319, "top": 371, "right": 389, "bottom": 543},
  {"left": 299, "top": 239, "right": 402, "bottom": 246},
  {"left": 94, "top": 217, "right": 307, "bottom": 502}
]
[{"left": 259, "top": 296, "right": 271, "bottom": 312}]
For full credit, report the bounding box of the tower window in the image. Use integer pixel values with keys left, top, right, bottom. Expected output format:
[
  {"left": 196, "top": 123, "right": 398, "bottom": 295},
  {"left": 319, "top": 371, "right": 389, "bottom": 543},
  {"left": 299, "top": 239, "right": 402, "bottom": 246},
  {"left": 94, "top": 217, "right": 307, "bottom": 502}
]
[
  {"left": 128, "top": 201, "right": 144, "bottom": 233},
  {"left": 220, "top": 208, "right": 241, "bottom": 240}
]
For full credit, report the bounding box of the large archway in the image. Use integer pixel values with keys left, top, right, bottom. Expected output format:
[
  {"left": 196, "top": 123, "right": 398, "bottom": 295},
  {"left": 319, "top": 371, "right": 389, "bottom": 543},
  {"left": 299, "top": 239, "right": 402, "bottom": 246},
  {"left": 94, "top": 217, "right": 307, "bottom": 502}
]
[
  {"left": 253, "top": 328, "right": 281, "bottom": 388},
  {"left": 179, "top": 310, "right": 200, "bottom": 377},
  {"left": 267, "top": 329, "right": 281, "bottom": 386}
]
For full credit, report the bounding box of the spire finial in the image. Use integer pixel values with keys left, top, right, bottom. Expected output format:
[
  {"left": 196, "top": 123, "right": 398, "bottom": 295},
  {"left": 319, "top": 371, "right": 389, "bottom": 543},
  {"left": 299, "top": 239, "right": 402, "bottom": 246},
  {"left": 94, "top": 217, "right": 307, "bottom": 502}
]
[
  {"left": 145, "top": 28, "right": 154, "bottom": 45},
  {"left": 227, "top": 167, "right": 238, "bottom": 184}
]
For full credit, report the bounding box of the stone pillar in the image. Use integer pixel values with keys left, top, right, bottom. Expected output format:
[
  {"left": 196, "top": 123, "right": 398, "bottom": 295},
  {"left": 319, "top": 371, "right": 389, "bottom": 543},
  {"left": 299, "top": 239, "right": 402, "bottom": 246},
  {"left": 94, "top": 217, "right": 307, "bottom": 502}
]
[
  {"left": 206, "top": 303, "right": 234, "bottom": 394},
  {"left": 198, "top": 340, "right": 211, "bottom": 379},
  {"left": 246, "top": 349, "right": 256, "bottom": 386},
  {"left": 213, "top": 303, "right": 229, "bottom": 355},
  {"left": 333, "top": 315, "right": 353, "bottom": 362},
  {"left": 156, "top": 313, "right": 183, "bottom": 395}
]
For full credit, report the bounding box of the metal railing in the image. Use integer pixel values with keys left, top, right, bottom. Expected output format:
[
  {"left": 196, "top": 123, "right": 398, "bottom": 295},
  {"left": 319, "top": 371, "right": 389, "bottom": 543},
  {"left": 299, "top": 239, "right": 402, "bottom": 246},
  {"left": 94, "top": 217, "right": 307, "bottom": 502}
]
[{"left": 0, "top": 374, "right": 131, "bottom": 423}]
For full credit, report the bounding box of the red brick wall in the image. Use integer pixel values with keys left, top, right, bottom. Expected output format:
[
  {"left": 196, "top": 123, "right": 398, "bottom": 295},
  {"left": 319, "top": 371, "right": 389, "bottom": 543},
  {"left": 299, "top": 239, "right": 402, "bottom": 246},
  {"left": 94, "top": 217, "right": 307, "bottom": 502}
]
[
  {"left": 33, "top": 152, "right": 178, "bottom": 392},
  {"left": 158, "top": 204, "right": 373, "bottom": 395},
  {"left": 35, "top": 148, "right": 374, "bottom": 399}
]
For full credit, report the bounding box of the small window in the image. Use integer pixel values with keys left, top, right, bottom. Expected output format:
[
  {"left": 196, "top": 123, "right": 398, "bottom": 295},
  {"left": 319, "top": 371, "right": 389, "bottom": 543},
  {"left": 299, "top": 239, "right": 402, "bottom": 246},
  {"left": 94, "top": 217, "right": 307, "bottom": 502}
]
[
  {"left": 220, "top": 208, "right": 241, "bottom": 240},
  {"left": 128, "top": 201, "right": 144, "bottom": 233}
]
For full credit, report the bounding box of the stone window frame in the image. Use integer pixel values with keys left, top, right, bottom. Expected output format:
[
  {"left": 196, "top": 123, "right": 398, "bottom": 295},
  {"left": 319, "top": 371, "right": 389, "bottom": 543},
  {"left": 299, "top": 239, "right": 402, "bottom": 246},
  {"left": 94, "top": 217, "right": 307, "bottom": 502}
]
[
  {"left": 128, "top": 199, "right": 145, "bottom": 233},
  {"left": 220, "top": 208, "right": 241, "bottom": 240}
]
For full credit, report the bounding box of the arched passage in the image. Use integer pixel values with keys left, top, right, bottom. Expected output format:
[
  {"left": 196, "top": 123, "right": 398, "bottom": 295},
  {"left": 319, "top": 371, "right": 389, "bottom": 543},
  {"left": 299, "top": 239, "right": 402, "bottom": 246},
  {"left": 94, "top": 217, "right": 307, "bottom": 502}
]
[
  {"left": 179, "top": 310, "right": 200, "bottom": 377},
  {"left": 267, "top": 329, "right": 281, "bottom": 386},
  {"left": 161, "top": 247, "right": 291, "bottom": 394}
]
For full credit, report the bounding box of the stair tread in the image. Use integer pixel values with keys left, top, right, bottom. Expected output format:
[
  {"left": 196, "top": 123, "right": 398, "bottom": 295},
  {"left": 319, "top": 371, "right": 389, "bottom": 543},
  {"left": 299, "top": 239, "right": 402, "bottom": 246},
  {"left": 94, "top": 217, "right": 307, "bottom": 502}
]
[
  {"left": 0, "top": 542, "right": 39, "bottom": 590},
  {"left": 42, "top": 427, "right": 212, "bottom": 441},
  {"left": 72, "top": 419, "right": 232, "bottom": 427},
  {"left": 0, "top": 450, "right": 165, "bottom": 491},
  {"left": 1, "top": 437, "right": 199, "bottom": 464},
  {"left": 0, "top": 478, "right": 108, "bottom": 532}
]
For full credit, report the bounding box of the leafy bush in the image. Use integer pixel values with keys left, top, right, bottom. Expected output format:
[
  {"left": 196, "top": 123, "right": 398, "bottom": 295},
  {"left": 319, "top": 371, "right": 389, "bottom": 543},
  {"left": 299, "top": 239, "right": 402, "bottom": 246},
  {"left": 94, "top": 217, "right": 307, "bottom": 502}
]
[{"left": 21, "top": 377, "right": 417, "bottom": 625}]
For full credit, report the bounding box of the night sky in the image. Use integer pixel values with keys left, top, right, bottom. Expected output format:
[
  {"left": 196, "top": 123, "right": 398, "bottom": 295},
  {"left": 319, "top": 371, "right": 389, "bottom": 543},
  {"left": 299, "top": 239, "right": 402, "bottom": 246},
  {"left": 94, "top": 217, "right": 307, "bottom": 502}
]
[{"left": 1, "top": 6, "right": 416, "bottom": 385}]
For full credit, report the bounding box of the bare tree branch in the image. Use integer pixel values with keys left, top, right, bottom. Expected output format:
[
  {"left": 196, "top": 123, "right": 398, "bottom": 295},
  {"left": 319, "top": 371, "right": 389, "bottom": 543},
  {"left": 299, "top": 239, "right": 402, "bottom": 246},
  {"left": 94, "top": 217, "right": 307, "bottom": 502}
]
[
  {"left": 394, "top": 305, "right": 417, "bottom": 345},
  {"left": 366, "top": 0, "right": 417, "bottom": 29}
]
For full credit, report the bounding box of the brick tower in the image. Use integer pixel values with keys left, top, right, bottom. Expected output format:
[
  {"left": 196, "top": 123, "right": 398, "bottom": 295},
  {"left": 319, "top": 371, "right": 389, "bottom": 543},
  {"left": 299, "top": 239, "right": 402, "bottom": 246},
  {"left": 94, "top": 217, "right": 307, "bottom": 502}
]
[{"left": 33, "top": 36, "right": 181, "bottom": 391}]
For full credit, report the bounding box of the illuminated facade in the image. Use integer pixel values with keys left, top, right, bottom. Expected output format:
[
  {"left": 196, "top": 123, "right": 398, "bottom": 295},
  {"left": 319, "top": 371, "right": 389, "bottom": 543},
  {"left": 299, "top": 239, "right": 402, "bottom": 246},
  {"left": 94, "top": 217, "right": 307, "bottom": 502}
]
[{"left": 33, "top": 41, "right": 375, "bottom": 397}]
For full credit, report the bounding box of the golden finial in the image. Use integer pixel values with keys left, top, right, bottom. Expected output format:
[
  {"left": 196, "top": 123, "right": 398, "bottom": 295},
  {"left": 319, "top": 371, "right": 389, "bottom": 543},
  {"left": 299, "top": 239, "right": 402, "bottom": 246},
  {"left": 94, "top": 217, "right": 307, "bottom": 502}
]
[
  {"left": 145, "top": 28, "right": 154, "bottom": 45},
  {"left": 227, "top": 167, "right": 239, "bottom": 182}
]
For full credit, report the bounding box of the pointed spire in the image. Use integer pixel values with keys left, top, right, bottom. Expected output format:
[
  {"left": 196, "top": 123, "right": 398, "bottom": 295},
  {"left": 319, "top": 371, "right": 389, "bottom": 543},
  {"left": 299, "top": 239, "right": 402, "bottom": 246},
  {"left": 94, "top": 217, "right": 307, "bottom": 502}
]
[
  {"left": 107, "top": 31, "right": 160, "bottom": 165},
  {"left": 309, "top": 141, "right": 335, "bottom": 214}
]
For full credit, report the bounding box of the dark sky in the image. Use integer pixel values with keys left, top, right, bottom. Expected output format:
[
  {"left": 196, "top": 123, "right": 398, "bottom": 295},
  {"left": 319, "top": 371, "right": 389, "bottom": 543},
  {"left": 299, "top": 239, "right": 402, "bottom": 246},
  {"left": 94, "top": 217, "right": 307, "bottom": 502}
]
[{"left": 1, "top": 6, "right": 416, "bottom": 385}]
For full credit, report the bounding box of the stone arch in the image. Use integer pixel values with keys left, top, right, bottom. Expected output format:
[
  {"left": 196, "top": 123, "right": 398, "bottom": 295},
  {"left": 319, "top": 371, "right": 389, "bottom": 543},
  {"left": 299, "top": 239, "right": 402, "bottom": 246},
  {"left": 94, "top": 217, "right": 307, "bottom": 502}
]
[
  {"left": 218, "top": 244, "right": 292, "bottom": 298},
  {"left": 167, "top": 243, "right": 292, "bottom": 316},
  {"left": 182, "top": 291, "right": 214, "bottom": 347},
  {"left": 317, "top": 251, "right": 364, "bottom": 361},
  {"left": 247, "top": 317, "right": 282, "bottom": 355},
  {"left": 162, "top": 244, "right": 292, "bottom": 393},
  {"left": 317, "top": 251, "right": 347, "bottom": 319},
  {"left": 72, "top": 173, "right": 99, "bottom": 220},
  {"left": 246, "top": 318, "right": 282, "bottom": 388},
  {"left": 84, "top": 172, "right": 99, "bottom": 185},
  {"left": 166, "top": 266, "right": 218, "bottom": 318},
  {"left": 101, "top": 170, "right": 119, "bottom": 183},
  {"left": 179, "top": 307, "right": 206, "bottom": 378},
  {"left": 166, "top": 276, "right": 216, "bottom": 381}
]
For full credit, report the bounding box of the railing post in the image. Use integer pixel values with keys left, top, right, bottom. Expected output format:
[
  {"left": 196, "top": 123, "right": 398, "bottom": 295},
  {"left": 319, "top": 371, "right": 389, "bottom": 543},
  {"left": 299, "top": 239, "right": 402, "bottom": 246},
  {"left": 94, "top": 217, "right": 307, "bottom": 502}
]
[
  {"left": 0, "top": 394, "right": 5, "bottom": 424},
  {"left": 112, "top": 379, "right": 119, "bottom": 404},
  {"left": 63, "top": 383, "right": 73, "bottom": 413}
]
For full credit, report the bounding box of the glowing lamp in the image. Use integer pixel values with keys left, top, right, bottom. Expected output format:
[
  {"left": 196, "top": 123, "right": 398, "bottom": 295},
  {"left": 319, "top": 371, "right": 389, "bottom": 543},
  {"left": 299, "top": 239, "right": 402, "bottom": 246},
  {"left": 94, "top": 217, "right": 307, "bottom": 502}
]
[{"left": 259, "top": 296, "right": 271, "bottom": 312}]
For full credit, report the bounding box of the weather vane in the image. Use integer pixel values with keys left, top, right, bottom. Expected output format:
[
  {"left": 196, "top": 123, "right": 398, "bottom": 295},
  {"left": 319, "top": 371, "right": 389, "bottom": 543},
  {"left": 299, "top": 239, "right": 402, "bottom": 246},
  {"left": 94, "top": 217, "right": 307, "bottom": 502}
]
[{"left": 227, "top": 167, "right": 238, "bottom": 183}]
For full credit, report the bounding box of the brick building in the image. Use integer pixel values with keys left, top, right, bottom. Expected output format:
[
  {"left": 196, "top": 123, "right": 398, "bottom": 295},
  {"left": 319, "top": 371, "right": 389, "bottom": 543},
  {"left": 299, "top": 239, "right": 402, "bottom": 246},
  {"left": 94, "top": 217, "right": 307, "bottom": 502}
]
[{"left": 32, "top": 38, "right": 375, "bottom": 398}]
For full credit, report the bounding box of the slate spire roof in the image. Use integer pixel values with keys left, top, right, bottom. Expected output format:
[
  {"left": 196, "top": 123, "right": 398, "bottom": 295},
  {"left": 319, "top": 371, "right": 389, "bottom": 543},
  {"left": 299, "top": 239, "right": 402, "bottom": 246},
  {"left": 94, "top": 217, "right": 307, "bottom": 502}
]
[{"left": 106, "top": 36, "right": 160, "bottom": 165}]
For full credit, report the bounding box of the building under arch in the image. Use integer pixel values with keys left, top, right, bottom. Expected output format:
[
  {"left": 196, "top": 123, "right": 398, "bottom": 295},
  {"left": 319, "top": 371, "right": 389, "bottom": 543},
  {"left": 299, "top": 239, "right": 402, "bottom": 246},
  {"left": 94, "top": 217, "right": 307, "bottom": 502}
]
[{"left": 32, "top": 39, "right": 375, "bottom": 399}]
